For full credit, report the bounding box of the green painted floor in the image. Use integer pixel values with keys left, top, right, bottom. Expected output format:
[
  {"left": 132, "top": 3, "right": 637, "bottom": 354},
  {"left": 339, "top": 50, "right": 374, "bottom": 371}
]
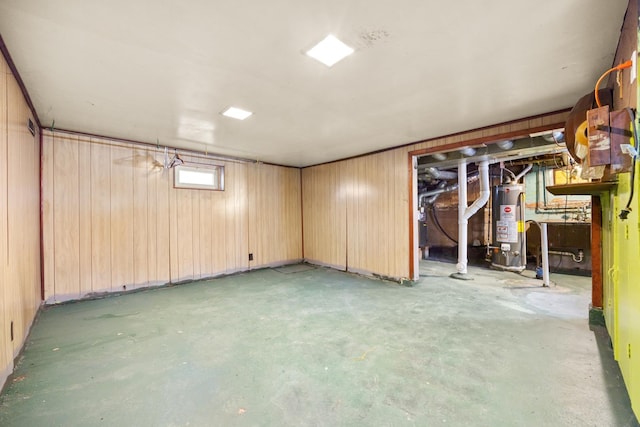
[{"left": 0, "top": 261, "right": 638, "bottom": 426}]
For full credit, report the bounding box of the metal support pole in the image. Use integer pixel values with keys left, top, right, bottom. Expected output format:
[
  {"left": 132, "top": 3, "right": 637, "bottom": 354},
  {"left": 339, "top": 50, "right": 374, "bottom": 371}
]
[
  {"left": 541, "top": 222, "right": 550, "bottom": 287},
  {"left": 456, "top": 159, "right": 468, "bottom": 275}
]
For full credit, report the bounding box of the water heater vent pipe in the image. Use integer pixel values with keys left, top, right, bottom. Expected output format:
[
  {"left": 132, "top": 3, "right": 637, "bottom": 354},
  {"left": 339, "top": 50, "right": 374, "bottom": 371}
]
[
  {"left": 455, "top": 159, "right": 490, "bottom": 276},
  {"left": 514, "top": 164, "right": 533, "bottom": 183}
]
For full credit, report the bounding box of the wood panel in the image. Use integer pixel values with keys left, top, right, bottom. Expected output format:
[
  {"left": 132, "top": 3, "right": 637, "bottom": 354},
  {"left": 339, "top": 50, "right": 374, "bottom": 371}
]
[
  {"left": 344, "top": 156, "right": 364, "bottom": 273},
  {"left": 53, "top": 134, "right": 80, "bottom": 298},
  {"left": 224, "top": 162, "right": 249, "bottom": 273},
  {"left": 198, "top": 189, "right": 214, "bottom": 277},
  {"left": 211, "top": 178, "right": 228, "bottom": 275},
  {"left": 6, "top": 72, "right": 41, "bottom": 354},
  {"left": 42, "top": 132, "right": 306, "bottom": 300},
  {"left": 1, "top": 57, "right": 42, "bottom": 390},
  {"left": 110, "top": 143, "right": 135, "bottom": 291},
  {"left": 133, "top": 146, "right": 149, "bottom": 287},
  {"left": 0, "top": 56, "right": 9, "bottom": 381},
  {"left": 78, "top": 140, "right": 92, "bottom": 295},
  {"left": 41, "top": 136, "right": 54, "bottom": 299},
  {"left": 609, "top": 0, "right": 637, "bottom": 112},
  {"left": 168, "top": 163, "right": 179, "bottom": 281},
  {"left": 341, "top": 150, "right": 408, "bottom": 279},
  {"left": 303, "top": 151, "right": 408, "bottom": 278},
  {"left": 286, "top": 168, "right": 303, "bottom": 261},
  {"left": 154, "top": 164, "right": 171, "bottom": 284},
  {"left": 248, "top": 163, "right": 302, "bottom": 268},
  {"left": 175, "top": 177, "right": 195, "bottom": 280},
  {"left": 90, "top": 138, "right": 112, "bottom": 293},
  {"left": 393, "top": 148, "right": 410, "bottom": 277},
  {"left": 302, "top": 162, "right": 346, "bottom": 269},
  {"left": 191, "top": 185, "right": 201, "bottom": 279}
]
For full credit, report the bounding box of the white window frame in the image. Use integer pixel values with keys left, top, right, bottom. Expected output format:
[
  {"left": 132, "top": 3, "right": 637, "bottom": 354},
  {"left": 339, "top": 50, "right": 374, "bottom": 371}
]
[{"left": 174, "top": 165, "right": 224, "bottom": 191}]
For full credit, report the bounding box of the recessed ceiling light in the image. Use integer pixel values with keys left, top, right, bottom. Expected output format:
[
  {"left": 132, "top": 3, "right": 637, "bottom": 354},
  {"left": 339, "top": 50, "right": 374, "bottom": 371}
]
[
  {"left": 221, "top": 107, "right": 253, "bottom": 120},
  {"left": 306, "top": 35, "right": 354, "bottom": 67}
]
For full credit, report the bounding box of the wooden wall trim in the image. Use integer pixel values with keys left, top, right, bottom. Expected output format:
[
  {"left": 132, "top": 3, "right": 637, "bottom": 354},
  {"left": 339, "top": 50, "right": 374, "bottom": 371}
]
[
  {"left": 407, "top": 122, "right": 567, "bottom": 158},
  {"left": 408, "top": 154, "right": 415, "bottom": 280},
  {"left": 591, "top": 196, "right": 603, "bottom": 308},
  {"left": 39, "top": 129, "right": 44, "bottom": 300}
]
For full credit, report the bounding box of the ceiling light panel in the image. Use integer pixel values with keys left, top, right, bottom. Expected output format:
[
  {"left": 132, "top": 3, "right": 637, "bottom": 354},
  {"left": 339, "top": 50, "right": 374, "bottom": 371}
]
[
  {"left": 306, "top": 35, "right": 354, "bottom": 67},
  {"left": 221, "top": 107, "right": 253, "bottom": 120}
]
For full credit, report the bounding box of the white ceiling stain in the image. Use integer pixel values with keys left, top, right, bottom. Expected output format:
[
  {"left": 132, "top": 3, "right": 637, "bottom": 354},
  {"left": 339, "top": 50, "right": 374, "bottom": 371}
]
[{"left": 357, "top": 29, "right": 391, "bottom": 48}]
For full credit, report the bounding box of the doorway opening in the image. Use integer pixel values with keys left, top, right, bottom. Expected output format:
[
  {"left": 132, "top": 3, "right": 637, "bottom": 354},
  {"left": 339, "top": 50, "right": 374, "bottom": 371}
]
[{"left": 409, "top": 131, "right": 592, "bottom": 281}]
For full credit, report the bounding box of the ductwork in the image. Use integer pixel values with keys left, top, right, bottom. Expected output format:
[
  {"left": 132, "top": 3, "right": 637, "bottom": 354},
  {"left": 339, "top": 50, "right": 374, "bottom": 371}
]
[
  {"left": 420, "top": 182, "right": 458, "bottom": 201},
  {"left": 423, "top": 167, "right": 458, "bottom": 180},
  {"left": 418, "top": 172, "right": 479, "bottom": 205}
]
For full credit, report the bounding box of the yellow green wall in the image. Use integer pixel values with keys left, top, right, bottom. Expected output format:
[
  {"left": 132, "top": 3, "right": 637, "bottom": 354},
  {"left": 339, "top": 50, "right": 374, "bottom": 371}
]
[
  {"left": 606, "top": 161, "right": 640, "bottom": 418},
  {"left": 603, "top": 1, "right": 640, "bottom": 418}
]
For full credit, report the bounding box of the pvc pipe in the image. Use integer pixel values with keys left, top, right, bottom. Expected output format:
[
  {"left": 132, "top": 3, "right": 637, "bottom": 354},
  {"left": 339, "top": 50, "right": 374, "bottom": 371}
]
[
  {"left": 514, "top": 164, "right": 533, "bottom": 183},
  {"left": 456, "top": 160, "right": 490, "bottom": 275},
  {"left": 541, "top": 223, "right": 550, "bottom": 287},
  {"left": 502, "top": 167, "right": 517, "bottom": 182},
  {"left": 457, "top": 159, "right": 468, "bottom": 274},
  {"left": 463, "top": 161, "right": 490, "bottom": 221}
]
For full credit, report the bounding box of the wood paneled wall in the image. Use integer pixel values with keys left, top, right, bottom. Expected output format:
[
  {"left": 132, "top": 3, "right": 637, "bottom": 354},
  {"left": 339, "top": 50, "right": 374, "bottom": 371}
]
[
  {"left": 0, "top": 55, "right": 42, "bottom": 389},
  {"left": 248, "top": 162, "right": 302, "bottom": 268},
  {"left": 301, "top": 111, "right": 569, "bottom": 280},
  {"left": 41, "top": 131, "right": 302, "bottom": 302},
  {"left": 302, "top": 162, "right": 346, "bottom": 269},
  {"left": 302, "top": 150, "right": 408, "bottom": 278}
]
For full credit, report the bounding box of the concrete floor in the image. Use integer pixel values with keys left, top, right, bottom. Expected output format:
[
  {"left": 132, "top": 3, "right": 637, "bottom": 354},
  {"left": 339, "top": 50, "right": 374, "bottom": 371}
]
[{"left": 0, "top": 261, "right": 638, "bottom": 426}]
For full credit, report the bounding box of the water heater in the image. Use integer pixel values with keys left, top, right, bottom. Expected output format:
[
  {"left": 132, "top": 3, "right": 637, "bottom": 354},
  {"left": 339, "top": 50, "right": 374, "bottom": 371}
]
[{"left": 491, "top": 184, "right": 526, "bottom": 272}]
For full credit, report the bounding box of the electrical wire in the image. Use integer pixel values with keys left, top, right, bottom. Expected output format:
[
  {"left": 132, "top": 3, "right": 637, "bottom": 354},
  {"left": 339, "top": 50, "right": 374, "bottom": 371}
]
[
  {"left": 428, "top": 206, "right": 458, "bottom": 244},
  {"left": 552, "top": 132, "right": 564, "bottom": 147},
  {"left": 619, "top": 107, "right": 638, "bottom": 219},
  {"left": 595, "top": 60, "right": 633, "bottom": 108}
]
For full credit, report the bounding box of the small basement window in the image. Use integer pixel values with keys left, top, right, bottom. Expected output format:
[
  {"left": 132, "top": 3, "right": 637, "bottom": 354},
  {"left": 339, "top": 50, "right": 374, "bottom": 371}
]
[{"left": 174, "top": 165, "right": 224, "bottom": 191}]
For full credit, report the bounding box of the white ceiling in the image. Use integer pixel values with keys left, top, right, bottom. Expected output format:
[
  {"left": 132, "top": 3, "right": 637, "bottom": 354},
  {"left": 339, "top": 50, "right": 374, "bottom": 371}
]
[{"left": 0, "top": 0, "right": 629, "bottom": 167}]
